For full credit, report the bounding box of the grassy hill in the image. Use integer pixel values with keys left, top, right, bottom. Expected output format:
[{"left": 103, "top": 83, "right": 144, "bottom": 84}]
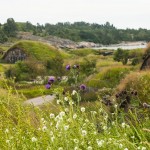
[{"left": 5, "top": 40, "right": 61, "bottom": 61}]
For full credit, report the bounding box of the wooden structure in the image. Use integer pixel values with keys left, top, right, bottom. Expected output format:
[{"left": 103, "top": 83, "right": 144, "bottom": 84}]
[{"left": 140, "top": 55, "right": 150, "bottom": 70}]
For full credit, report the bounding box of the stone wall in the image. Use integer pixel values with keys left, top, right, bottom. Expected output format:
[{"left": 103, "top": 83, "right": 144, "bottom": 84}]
[{"left": 3, "top": 48, "right": 27, "bottom": 63}]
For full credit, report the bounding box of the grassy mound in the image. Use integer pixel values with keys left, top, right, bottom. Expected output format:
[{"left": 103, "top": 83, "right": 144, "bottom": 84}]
[
  {"left": 115, "top": 71, "right": 150, "bottom": 104},
  {"left": 4, "top": 40, "right": 62, "bottom": 61},
  {"left": 87, "top": 66, "right": 131, "bottom": 89}
]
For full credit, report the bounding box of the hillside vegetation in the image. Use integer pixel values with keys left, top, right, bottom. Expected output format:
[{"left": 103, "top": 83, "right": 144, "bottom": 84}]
[
  {"left": 0, "top": 18, "right": 150, "bottom": 44},
  {"left": 0, "top": 36, "right": 150, "bottom": 149},
  {"left": 6, "top": 40, "right": 61, "bottom": 61}
]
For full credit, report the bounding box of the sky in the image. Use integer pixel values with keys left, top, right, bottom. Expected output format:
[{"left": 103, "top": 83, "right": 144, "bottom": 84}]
[{"left": 0, "top": 0, "right": 150, "bottom": 29}]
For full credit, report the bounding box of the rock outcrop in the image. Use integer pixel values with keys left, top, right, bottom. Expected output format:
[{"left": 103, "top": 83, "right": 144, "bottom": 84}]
[{"left": 17, "top": 32, "right": 99, "bottom": 49}]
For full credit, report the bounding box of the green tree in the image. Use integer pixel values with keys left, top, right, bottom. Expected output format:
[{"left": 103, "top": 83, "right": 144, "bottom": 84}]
[
  {"left": 114, "top": 48, "right": 129, "bottom": 65},
  {"left": 0, "top": 28, "right": 8, "bottom": 43},
  {"left": 3, "top": 18, "right": 18, "bottom": 37}
]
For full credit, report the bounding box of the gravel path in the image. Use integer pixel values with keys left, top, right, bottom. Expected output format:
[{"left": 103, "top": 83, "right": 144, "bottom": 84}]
[{"left": 24, "top": 95, "right": 55, "bottom": 106}]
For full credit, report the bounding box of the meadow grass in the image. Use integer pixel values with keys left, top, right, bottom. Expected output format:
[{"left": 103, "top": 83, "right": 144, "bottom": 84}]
[
  {"left": 86, "top": 66, "right": 131, "bottom": 89},
  {"left": 0, "top": 87, "right": 150, "bottom": 150},
  {"left": 115, "top": 70, "right": 150, "bottom": 104}
]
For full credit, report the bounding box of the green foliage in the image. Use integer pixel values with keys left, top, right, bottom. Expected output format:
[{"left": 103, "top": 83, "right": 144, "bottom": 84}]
[
  {"left": 1, "top": 19, "right": 150, "bottom": 44},
  {"left": 17, "top": 86, "right": 53, "bottom": 98},
  {"left": 5, "top": 60, "right": 47, "bottom": 81},
  {"left": 45, "top": 55, "right": 64, "bottom": 76},
  {"left": 3, "top": 18, "right": 17, "bottom": 37},
  {"left": 0, "top": 28, "right": 8, "bottom": 43},
  {"left": 131, "top": 57, "right": 141, "bottom": 66},
  {"left": 9, "top": 41, "right": 61, "bottom": 61},
  {"left": 114, "top": 48, "right": 129, "bottom": 65},
  {"left": 80, "top": 58, "right": 96, "bottom": 75},
  {"left": 0, "top": 87, "right": 150, "bottom": 149}
]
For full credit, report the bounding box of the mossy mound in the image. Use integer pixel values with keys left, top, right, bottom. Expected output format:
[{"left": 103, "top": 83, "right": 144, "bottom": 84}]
[{"left": 3, "top": 40, "right": 62, "bottom": 62}]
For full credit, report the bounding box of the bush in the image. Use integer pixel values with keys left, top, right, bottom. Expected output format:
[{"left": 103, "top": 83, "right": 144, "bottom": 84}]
[
  {"left": 5, "top": 59, "right": 47, "bottom": 81},
  {"left": 131, "top": 57, "right": 141, "bottom": 66},
  {"left": 113, "top": 48, "right": 129, "bottom": 65}
]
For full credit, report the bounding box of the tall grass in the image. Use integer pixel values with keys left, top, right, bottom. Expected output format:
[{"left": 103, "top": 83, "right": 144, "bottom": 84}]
[
  {"left": 87, "top": 66, "right": 131, "bottom": 89},
  {"left": 0, "top": 87, "right": 150, "bottom": 150}
]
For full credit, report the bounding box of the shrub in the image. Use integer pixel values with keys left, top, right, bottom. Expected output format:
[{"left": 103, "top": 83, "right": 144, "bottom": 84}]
[
  {"left": 113, "top": 48, "right": 129, "bottom": 65},
  {"left": 5, "top": 59, "right": 47, "bottom": 81}
]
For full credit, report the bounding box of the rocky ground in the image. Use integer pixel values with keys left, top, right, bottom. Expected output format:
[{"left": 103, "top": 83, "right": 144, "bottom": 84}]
[{"left": 17, "top": 32, "right": 100, "bottom": 49}]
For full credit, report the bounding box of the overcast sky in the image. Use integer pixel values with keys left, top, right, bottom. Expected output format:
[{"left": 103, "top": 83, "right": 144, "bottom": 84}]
[{"left": 0, "top": 0, "right": 150, "bottom": 29}]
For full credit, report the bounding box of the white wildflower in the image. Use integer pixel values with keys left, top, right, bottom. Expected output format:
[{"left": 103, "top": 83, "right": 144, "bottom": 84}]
[
  {"left": 57, "top": 100, "right": 60, "bottom": 104},
  {"left": 121, "top": 122, "right": 126, "bottom": 128},
  {"left": 73, "top": 139, "right": 79, "bottom": 144},
  {"left": 72, "top": 90, "right": 77, "bottom": 95},
  {"left": 55, "top": 115, "right": 61, "bottom": 121},
  {"left": 124, "top": 148, "right": 128, "bottom": 150},
  {"left": 6, "top": 140, "right": 10, "bottom": 144},
  {"left": 42, "top": 126, "right": 47, "bottom": 132},
  {"left": 31, "top": 137, "right": 37, "bottom": 142},
  {"left": 114, "top": 104, "right": 118, "bottom": 108},
  {"left": 141, "top": 147, "right": 146, "bottom": 150},
  {"left": 64, "top": 125, "right": 69, "bottom": 131},
  {"left": 58, "top": 147, "right": 63, "bottom": 150},
  {"left": 41, "top": 118, "right": 45, "bottom": 121},
  {"left": 50, "top": 113, "right": 55, "bottom": 118},
  {"left": 73, "top": 114, "right": 77, "bottom": 119},
  {"left": 69, "top": 101, "right": 74, "bottom": 105},
  {"left": 103, "top": 126, "right": 107, "bottom": 130},
  {"left": 74, "top": 147, "right": 78, "bottom": 150},
  {"left": 51, "top": 136, "right": 55, "bottom": 142},
  {"left": 97, "top": 139, "right": 104, "bottom": 147},
  {"left": 64, "top": 97, "right": 68, "bottom": 101},
  {"left": 81, "top": 107, "right": 85, "bottom": 112},
  {"left": 93, "top": 131, "right": 97, "bottom": 135},
  {"left": 67, "top": 118, "right": 71, "bottom": 122},
  {"left": 91, "top": 111, "right": 97, "bottom": 115},
  {"left": 59, "top": 111, "right": 65, "bottom": 117},
  {"left": 112, "top": 121, "right": 115, "bottom": 125},
  {"left": 5, "top": 129, "right": 9, "bottom": 133},
  {"left": 81, "top": 130, "right": 87, "bottom": 136},
  {"left": 65, "top": 108, "right": 69, "bottom": 112},
  {"left": 119, "top": 143, "right": 123, "bottom": 148},
  {"left": 131, "top": 136, "right": 135, "bottom": 139},
  {"left": 56, "top": 122, "right": 60, "bottom": 129},
  {"left": 85, "top": 119, "right": 89, "bottom": 122}
]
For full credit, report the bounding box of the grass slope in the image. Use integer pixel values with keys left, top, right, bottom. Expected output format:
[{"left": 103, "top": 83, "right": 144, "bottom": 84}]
[{"left": 6, "top": 40, "right": 61, "bottom": 61}]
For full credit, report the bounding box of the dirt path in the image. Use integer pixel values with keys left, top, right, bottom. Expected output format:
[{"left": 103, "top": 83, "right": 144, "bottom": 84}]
[{"left": 24, "top": 95, "right": 55, "bottom": 106}]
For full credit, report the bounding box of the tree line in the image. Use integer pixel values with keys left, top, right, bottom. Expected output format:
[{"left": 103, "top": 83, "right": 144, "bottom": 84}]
[{"left": 1, "top": 18, "right": 150, "bottom": 44}]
